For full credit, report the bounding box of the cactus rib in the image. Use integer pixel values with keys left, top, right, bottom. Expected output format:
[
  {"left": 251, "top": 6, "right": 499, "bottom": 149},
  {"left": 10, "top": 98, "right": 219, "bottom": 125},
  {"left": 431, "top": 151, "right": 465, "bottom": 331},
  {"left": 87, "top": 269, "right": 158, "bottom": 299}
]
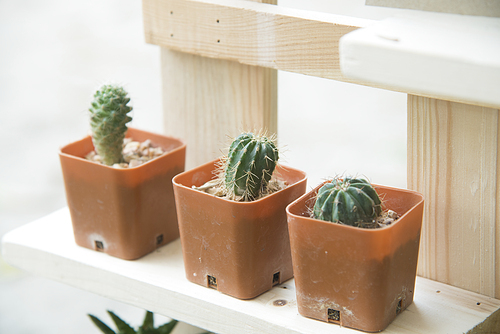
[
  {"left": 313, "top": 177, "right": 382, "bottom": 227},
  {"left": 89, "top": 84, "right": 132, "bottom": 166},
  {"left": 222, "top": 132, "right": 279, "bottom": 201}
]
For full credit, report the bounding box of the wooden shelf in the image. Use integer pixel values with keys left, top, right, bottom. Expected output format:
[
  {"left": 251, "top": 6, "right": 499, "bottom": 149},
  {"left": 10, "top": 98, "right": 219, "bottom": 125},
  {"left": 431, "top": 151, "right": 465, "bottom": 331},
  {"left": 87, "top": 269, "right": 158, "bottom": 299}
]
[
  {"left": 339, "top": 12, "right": 500, "bottom": 109},
  {"left": 2, "top": 208, "right": 499, "bottom": 333}
]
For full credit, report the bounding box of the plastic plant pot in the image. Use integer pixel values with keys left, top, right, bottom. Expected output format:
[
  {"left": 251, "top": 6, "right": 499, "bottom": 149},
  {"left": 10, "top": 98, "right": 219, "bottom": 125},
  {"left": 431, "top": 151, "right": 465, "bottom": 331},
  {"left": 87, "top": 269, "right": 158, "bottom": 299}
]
[
  {"left": 59, "top": 127, "right": 186, "bottom": 260},
  {"left": 173, "top": 159, "right": 307, "bottom": 299},
  {"left": 286, "top": 181, "right": 424, "bottom": 332}
]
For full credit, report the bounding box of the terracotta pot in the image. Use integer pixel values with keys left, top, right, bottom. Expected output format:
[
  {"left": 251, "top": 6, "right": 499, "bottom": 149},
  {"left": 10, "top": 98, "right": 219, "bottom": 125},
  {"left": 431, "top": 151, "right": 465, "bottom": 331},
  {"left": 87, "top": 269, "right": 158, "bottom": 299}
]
[
  {"left": 172, "top": 159, "right": 307, "bottom": 299},
  {"left": 59, "top": 128, "right": 186, "bottom": 260},
  {"left": 286, "top": 181, "right": 424, "bottom": 332}
]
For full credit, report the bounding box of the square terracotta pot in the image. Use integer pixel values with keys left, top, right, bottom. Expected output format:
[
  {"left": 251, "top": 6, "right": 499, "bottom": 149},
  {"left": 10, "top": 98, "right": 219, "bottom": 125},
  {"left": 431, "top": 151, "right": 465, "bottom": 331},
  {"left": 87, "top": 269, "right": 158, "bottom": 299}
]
[
  {"left": 286, "top": 181, "right": 424, "bottom": 332},
  {"left": 173, "top": 159, "right": 307, "bottom": 299},
  {"left": 59, "top": 128, "right": 186, "bottom": 260}
]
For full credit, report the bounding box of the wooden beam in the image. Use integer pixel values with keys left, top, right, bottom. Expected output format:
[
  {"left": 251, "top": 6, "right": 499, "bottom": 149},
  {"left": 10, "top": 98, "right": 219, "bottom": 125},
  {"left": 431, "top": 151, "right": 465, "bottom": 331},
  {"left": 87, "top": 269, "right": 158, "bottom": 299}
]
[
  {"left": 366, "top": 0, "right": 500, "bottom": 18},
  {"left": 143, "top": 0, "right": 371, "bottom": 82},
  {"left": 340, "top": 14, "right": 500, "bottom": 109},
  {"left": 157, "top": 0, "right": 278, "bottom": 168},
  {"left": 144, "top": 0, "right": 500, "bottom": 108},
  {"left": 408, "top": 95, "right": 500, "bottom": 298}
]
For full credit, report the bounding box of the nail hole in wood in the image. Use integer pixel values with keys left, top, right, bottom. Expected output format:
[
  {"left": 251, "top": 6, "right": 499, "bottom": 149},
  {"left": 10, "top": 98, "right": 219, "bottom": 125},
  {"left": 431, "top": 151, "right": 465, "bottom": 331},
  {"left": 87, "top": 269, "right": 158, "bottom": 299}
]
[
  {"left": 216, "top": 19, "right": 219, "bottom": 23},
  {"left": 273, "top": 299, "right": 287, "bottom": 306},
  {"left": 171, "top": 34, "right": 174, "bottom": 37},
  {"left": 95, "top": 240, "right": 104, "bottom": 251},
  {"left": 208, "top": 275, "right": 217, "bottom": 289},
  {"left": 327, "top": 309, "right": 340, "bottom": 323},
  {"left": 170, "top": 11, "right": 173, "bottom": 14},
  {"left": 156, "top": 234, "right": 163, "bottom": 245},
  {"left": 217, "top": 39, "right": 220, "bottom": 43}
]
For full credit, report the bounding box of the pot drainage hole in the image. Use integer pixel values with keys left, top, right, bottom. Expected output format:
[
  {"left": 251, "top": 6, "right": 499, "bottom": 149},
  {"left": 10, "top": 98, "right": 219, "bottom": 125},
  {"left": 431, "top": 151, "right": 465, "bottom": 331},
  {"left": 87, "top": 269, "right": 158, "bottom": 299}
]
[
  {"left": 272, "top": 272, "right": 280, "bottom": 286},
  {"left": 95, "top": 240, "right": 104, "bottom": 251},
  {"left": 328, "top": 309, "right": 340, "bottom": 323},
  {"left": 208, "top": 275, "right": 217, "bottom": 289},
  {"left": 396, "top": 298, "right": 403, "bottom": 314}
]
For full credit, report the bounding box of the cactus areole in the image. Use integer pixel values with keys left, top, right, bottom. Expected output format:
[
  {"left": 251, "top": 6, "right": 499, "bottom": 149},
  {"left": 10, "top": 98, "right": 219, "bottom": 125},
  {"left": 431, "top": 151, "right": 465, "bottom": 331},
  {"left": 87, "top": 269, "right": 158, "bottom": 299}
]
[
  {"left": 313, "top": 177, "right": 382, "bottom": 227},
  {"left": 223, "top": 132, "right": 279, "bottom": 201},
  {"left": 89, "top": 84, "right": 132, "bottom": 166}
]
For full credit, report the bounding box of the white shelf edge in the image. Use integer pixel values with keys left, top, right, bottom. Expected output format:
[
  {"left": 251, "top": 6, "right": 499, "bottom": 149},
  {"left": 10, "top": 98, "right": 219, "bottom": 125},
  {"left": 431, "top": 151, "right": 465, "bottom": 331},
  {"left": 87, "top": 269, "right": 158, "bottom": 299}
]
[
  {"left": 2, "top": 208, "right": 500, "bottom": 333},
  {"left": 339, "top": 12, "right": 500, "bottom": 109}
]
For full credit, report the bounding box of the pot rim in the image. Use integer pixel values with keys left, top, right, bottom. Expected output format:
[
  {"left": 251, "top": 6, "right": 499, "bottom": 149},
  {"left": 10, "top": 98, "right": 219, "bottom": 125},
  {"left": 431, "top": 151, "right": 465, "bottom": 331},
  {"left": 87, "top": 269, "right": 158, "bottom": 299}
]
[
  {"left": 59, "top": 127, "right": 186, "bottom": 171},
  {"left": 286, "top": 180, "right": 424, "bottom": 233},
  {"left": 173, "top": 158, "right": 307, "bottom": 206}
]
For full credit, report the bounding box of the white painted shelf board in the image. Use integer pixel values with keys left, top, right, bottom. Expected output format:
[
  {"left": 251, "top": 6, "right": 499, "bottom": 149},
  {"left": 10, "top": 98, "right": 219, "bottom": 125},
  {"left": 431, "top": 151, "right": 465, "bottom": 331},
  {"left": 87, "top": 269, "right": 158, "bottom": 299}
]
[
  {"left": 2, "top": 208, "right": 500, "bottom": 333},
  {"left": 339, "top": 11, "right": 500, "bottom": 109}
]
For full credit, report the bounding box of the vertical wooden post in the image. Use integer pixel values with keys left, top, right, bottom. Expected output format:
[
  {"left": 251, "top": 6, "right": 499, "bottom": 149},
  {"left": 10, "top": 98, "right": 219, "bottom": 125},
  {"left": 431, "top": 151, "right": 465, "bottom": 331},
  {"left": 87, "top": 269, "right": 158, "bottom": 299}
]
[
  {"left": 161, "top": 0, "right": 277, "bottom": 168},
  {"left": 408, "top": 95, "right": 500, "bottom": 298}
]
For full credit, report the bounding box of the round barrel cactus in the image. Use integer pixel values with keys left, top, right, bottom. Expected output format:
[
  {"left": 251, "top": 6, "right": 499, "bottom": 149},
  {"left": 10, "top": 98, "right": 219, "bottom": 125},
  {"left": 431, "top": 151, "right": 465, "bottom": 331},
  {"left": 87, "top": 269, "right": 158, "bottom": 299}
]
[
  {"left": 313, "top": 177, "right": 382, "bottom": 227},
  {"left": 223, "top": 132, "right": 279, "bottom": 201},
  {"left": 89, "top": 84, "right": 133, "bottom": 166}
]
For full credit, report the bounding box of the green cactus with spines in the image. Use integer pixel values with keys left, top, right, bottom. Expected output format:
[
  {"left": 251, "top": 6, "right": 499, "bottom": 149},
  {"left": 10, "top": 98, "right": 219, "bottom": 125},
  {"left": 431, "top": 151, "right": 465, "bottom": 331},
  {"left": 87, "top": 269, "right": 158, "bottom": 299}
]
[
  {"left": 312, "top": 177, "right": 382, "bottom": 227},
  {"left": 89, "top": 84, "right": 132, "bottom": 166},
  {"left": 222, "top": 132, "right": 279, "bottom": 201}
]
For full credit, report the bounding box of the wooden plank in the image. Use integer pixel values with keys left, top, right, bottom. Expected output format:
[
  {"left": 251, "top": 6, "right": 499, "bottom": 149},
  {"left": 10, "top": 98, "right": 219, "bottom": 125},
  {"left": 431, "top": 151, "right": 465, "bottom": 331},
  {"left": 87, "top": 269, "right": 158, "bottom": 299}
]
[
  {"left": 145, "top": 0, "right": 500, "bottom": 108},
  {"left": 159, "top": 0, "right": 278, "bottom": 169},
  {"left": 143, "top": 0, "right": 371, "bottom": 82},
  {"left": 340, "top": 13, "right": 500, "bottom": 109},
  {"left": 366, "top": 0, "right": 500, "bottom": 18},
  {"left": 2, "top": 208, "right": 500, "bottom": 333},
  {"left": 407, "top": 95, "right": 500, "bottom": 298}
]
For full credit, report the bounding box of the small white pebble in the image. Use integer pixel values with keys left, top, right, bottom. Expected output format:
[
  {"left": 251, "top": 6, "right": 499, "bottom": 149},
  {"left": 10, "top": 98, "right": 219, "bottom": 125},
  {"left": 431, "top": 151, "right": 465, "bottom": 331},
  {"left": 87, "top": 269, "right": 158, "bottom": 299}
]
[
  {"left": 112, "top": 163, "right": 129, "bottom": 169},
  {"left": 152, "top": 147, "right": 164, "bottom": 156},
  {"left": 139, "top": 139, "right": 152, "bottom": 151},
  {"left": 386, "top": 210, "right": 398, "bottom": 219},
  {"left": 123, "top": 153, "right": 140, "bottom": 163},
  {"left": 123, "top": 141, "right": 140, "bottom": 155},
  {"left": 129, "top": 159, "right": 143, "bottom": 168}
]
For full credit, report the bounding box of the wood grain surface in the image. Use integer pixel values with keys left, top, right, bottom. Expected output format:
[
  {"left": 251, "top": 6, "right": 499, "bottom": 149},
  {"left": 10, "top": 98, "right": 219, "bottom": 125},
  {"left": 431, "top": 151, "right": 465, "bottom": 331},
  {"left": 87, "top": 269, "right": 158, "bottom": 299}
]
[{"left": 408, "top": 95, "right": 500, "bottom": 298}]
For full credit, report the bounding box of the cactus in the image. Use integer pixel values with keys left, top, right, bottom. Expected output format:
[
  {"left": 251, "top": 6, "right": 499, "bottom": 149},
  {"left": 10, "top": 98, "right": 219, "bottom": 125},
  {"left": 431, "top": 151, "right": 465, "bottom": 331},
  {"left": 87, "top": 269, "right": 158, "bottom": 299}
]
[
  {"left": 88, "top": 310, "right": 178, "bottom": 334},
  {"left": 312, "top": 177, "right": 382, "bottom": 227},
  {"left": 221, "top": 132, "right": 279, "bottom": 201},
  {"left": 89, "top": 84, "right": 132, "bottom": 166}
]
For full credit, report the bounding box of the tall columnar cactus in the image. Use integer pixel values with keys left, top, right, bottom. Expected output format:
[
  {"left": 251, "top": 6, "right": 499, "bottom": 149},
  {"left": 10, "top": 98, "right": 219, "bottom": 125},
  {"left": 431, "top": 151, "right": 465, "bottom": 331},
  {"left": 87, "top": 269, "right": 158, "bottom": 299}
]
[
  {"left": 313, "top": 177, "right": 382, "bottom": 227},
  {"left": 222, "top": 132, "right": 279, "bottom": 201},
  {"left": 89, "top": 84, "right": 132, "bottom": 166}
]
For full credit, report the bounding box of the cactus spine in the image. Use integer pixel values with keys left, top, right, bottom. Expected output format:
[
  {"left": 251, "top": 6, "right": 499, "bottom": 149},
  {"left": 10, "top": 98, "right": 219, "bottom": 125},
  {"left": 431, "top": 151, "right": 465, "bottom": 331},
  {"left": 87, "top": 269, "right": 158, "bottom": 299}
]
[
  {"left": 222, "top": 132, "right": 279, "bottom": 201},
  {"left": 89, "top": 84, "right": 132, "bottom": 166},
  {"left": 313, "top": 177, "right": 382, "bottom": 227}
]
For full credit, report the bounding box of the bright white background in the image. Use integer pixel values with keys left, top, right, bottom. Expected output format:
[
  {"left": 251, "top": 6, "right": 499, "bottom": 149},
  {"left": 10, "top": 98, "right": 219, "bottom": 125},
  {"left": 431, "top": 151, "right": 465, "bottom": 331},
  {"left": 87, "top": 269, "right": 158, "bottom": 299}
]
[{"left": 0, "top": 1, "right": 406, "bottom": 333}]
